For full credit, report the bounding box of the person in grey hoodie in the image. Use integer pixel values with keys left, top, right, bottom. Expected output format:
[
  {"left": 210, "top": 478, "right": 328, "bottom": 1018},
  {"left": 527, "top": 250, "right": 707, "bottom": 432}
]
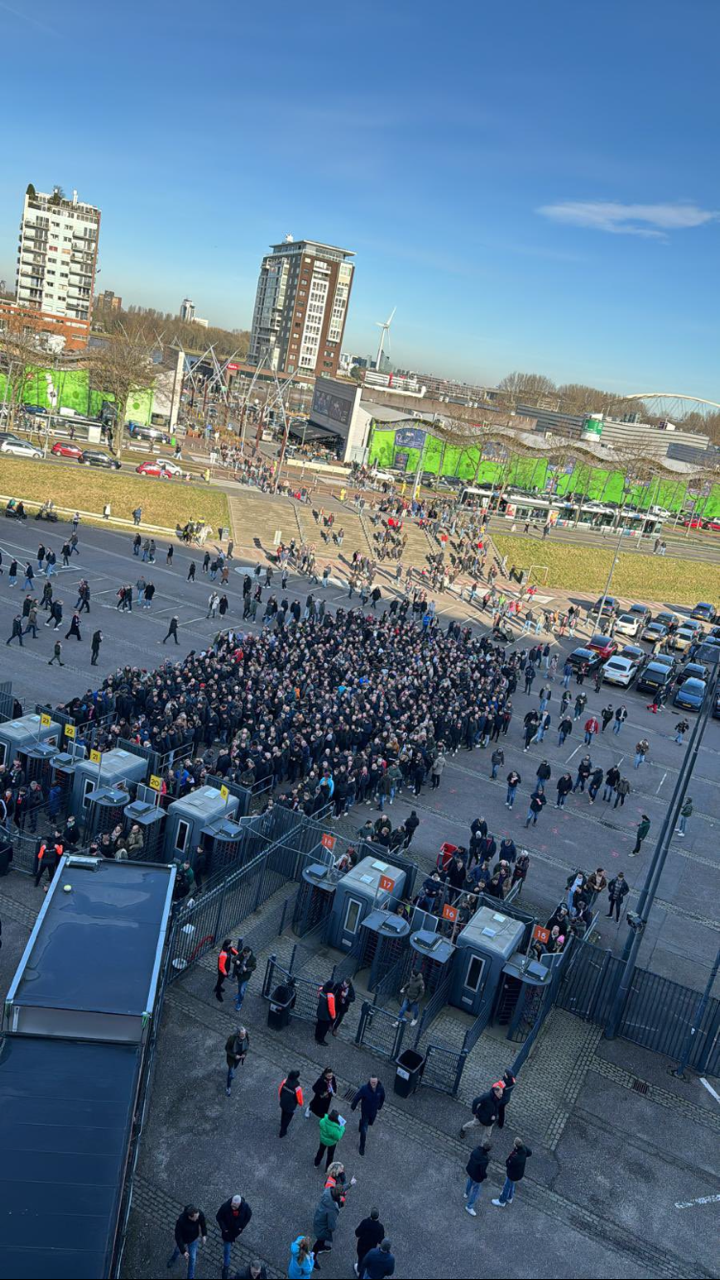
[{"left": 311, "top": 1185, "right": 343, "bottom": 1268}]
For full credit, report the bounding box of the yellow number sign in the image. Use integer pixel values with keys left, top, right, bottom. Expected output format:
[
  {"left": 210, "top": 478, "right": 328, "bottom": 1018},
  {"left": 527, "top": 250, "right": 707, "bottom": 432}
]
[
  {"left": 89, "top": 749, "right": 102, "bottom": 764},
  {"left": 149, "top": 774, "right": 162, "bottom": 791},
  {"left": 64, "top": 724, "right": 76, "bottom": 740}
]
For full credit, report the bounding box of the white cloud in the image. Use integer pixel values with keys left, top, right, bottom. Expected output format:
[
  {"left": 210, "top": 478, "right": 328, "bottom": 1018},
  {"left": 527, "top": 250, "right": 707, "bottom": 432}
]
[{"left": 536, "top": 201, "right": 719, "bottom": 239}]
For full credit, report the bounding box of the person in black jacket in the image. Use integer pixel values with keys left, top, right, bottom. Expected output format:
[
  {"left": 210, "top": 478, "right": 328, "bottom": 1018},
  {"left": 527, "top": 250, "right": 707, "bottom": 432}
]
[
  {"left": 464, "top": 1137, "right": 491, "bottom": 1215},
  {"left": 493, "top": 1137, "right": 532, "bottom": 1206},
  {"left": 232, "top": 1263, "right": 267, "bottom": 1280},
  {"left": 216, "top": 1195, "right": 252, "bottom": 1279},
  {"left": 167, "top": 1204, "right": 207, "bottom": 1275},
  {"left": 460, "top": 1082, "right": 504, "bottom": 1136},
  {"left": 332, "top": 978, "right": 356, "bottom": 1035},
  {"left": 354, "top": 1208, "right": 384, "bottom": 1275},
  {"left": 496, "top": 1069, "right": 515, "bottom": 1129},
  {"left": 315, "top": 980, "right": 337, "bottom": 1046},
  {"left": 351, "top": 1076, "right": 385, "bottom": 1155},
  {"left": 278, "top": 1070, "right": 303, "bottom": 1138},
  {"left": 306, "top": 1066, "right": 337, "bottom": 1120}
]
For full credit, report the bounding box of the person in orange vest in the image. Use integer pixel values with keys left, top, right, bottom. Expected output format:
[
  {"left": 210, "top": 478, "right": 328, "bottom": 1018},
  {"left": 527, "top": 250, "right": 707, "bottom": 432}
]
[
  {"left": 34, "top": 835, "right": 63, "bottom": 889},
  {"left": 279, "top": 1070, "right": 304, "bottom": 1138},
  {"left": 315, "top": 980, "right": 337, "bottom": 1047},
  {"left": 214, "top": 938, "right": 238, "bottom": 1003}
]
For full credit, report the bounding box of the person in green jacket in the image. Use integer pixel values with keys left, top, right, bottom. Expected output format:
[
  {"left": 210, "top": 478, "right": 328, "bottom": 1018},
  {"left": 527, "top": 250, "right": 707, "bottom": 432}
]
[
  {"left": 314, "top": 1108, "right": 345, "bottom": 1170},
  {"left": 677, "top": 797, "right": 693, "bottom": 837},
  {"left": 631, "top": 814, "right": 651, "bottom": 856}
]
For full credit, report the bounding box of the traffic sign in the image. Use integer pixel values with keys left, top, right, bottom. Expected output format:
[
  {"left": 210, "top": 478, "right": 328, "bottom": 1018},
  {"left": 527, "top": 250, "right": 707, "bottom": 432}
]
[
  {"left": 64, "top": 724, "right": 76, "bottom": 739},
  {"left": 149, "top": 774, "right": 162, "bottom": 791},
  {"left": 379, "top": 874, "right": 395, "bottom": 893},
  {"left": 89, "top": 749, "right": 102, "bottom": 764}
]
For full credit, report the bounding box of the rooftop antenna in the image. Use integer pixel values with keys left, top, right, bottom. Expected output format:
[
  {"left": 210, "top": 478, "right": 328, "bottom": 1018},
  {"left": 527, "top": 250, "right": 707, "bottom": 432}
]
[{"left": 375, "top": 307, "right": 396, "bottom": 370}]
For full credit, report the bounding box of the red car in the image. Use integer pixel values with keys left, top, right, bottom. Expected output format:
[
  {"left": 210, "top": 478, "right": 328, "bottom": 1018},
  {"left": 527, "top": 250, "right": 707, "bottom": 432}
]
[
  {"left": 51, "top": 440, "right": 84, "bottom": 460},
  {"left": 587, "top": 633, "right": 619, "bottom": 660},
  {"left": 136, "top": 461, "right": 172, "bottom": 479}
]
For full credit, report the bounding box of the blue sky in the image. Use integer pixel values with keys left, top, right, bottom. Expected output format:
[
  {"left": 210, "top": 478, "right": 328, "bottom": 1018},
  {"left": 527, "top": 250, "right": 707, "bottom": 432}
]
[{"left": 1, "top": 0, "right": 718, "bottom": 395}]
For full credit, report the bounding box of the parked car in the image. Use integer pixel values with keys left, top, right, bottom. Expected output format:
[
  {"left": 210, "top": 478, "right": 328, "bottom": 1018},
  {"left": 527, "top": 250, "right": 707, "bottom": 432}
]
[
  {"left": 591, "top": 596, "right": 621, "bottom": 617},
  {"left": 673, "top": 678, "right": 707, "bottom": 711},
  {"left": 51, "top": 441, "right": 84, "bottom": 460},
  {"left": 670, "top": 627, "right": 699, "bottom": 653},
  {"left": 619, "top": 644, "right": 645, "bottom": 667},
  {"left": 567, "top": 646, "right": 604, "bottom": 673},
  {"left": 587, "top": 634, "right": 619, "bottom": 661},
  {"left": 655, "top": 611, "right": 679, "bottom": 632},
  {"left": 22, "top": 403, "right": 47, "bottom": 415},
  {"left": 615, "top": 613, "right": 642, "bottom": 638},
  {"left": 677, "top": 661, "right": 710, "bottom": 686},
  {"left": 691, "top": 602, "right": 717, "bottom": 623},
  {"left": 79, "top": 450, "right": 121, "bottom": 470},
  {"left": 636, "top": 662, "right": 674, "bottom": 695},
  {"left": 601, "top": 656, "right": 638, "bottom": 688},
  {"left": 628, "top": 603, "right": 653, "bottom": 622},
  {"left": 643, "top": 621, "right": 668, "bottom": 643},
  {"left": 1, "top": 439, "right": 43, "bottom": 459},
  {"left": 649, "top": 652, "right": 680, "bottom": 675}
]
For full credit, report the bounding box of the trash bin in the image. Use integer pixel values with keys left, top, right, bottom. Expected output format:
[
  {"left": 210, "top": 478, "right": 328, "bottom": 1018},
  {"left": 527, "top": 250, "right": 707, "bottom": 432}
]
[
  {"left": 394, "top": 1047, "right": 426, "bottom": 1098},
  {"left": 267, "top": 983, "right": 295, "bottom": 1031},
  {"left": 218, "top": 526, "right": 229, "bottom": 542}
]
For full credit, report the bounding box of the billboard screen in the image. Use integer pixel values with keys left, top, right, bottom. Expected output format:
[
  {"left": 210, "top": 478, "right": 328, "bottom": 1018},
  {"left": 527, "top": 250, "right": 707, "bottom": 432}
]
[{"left": 310, "top": 377, "right": 359, "bottom": 436}]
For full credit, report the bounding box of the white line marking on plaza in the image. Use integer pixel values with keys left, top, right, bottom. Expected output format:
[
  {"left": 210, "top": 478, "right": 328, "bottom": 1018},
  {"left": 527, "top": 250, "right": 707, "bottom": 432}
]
[
  {"left": 656, "top": 772, "right": 668, "bottom": 794},
  {"left": 674, "top": 1193, "right": 720, "bottom": 1209},
  {"left": 700, "top": 1078, "right": 720, "bottom": 1105}
]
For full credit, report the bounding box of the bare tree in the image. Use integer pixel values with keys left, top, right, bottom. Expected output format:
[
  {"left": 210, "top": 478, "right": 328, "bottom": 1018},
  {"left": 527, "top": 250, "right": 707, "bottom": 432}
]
[
  {"left": 86, "top": 333, "right": 155, "bottom": 458},
  {"left": 497, "top": 371, "right": 557, "bottom": 409},
  {"left": 0, "top": 330, "right": 45, "bottom": 428}
]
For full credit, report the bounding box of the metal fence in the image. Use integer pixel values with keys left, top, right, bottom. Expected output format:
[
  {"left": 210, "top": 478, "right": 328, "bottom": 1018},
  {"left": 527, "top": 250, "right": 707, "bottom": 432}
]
[
  {"left": 422, "top": 1043, "right": 466, "bottom": 1095},
  {"left": 262, "top": 954, "right": 325, "bottom": 1024},
  {"left": 556, "top": 937, "right": 720, "bottom": 1076},
  {"left": 413, "top": 965, "right": 455, "bottom": 1046},
  {"left": 355, "top": 1001, "right": 407, "bottom": 1061}
]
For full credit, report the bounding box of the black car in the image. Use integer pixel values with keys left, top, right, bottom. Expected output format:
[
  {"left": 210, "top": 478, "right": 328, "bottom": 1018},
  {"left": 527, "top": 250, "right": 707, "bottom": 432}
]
[
  {"left": 677, "top": 661, "right": 710, "bottom": 687},
  {"left": 636, "top": 662, "right": 673, "bottom": 695},
  {"left": 567, "top": 646, "right": 603, "bottom": 673},
  {"left": 79, "top": 450, "right": 121, "bottom": 470},
  {"left": 592, "top": 596, "right": 620, "bottom": 617}
]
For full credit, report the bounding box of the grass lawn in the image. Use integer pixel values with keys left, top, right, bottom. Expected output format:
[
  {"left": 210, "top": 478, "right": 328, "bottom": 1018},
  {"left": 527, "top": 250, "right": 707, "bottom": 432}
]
[
  {"left": 493, "top": 535, "right": 719, "bottom": 606},
  {"left": 0, "top": 456, "right": 229, "bottom": 533}
]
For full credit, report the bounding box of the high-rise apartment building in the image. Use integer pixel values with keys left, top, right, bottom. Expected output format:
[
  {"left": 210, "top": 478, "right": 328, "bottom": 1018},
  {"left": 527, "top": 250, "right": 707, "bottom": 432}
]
[
  {"left": 248, "top": 236, "right": 354, "bottom": 377},
  {"left": 180, "top": 298, "right": 195, "bottom": 322},
  {"left": 16, "top": 186, "right": 100, "bottom": 339}
]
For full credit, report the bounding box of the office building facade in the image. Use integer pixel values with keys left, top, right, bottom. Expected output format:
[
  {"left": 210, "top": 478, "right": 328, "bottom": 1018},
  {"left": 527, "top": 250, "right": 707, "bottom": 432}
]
[{"left": 248, "top": 237, "right": 354, "bottom": 377}]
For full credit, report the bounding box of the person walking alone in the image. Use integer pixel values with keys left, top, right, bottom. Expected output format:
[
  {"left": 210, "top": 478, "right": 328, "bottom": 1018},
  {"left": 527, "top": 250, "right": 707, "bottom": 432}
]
[
  {"left": 91, "top": 629, "right": 103, "bottom": 665},
  {"left": 48, "top": 640, "right": 64, "bottom": 666},
  {"left": 492, "top": 1137, "right": 533, "bottom": 1208},
  {"left": 163, "top": 615, "right": 180, "bottom": 645},
  {"left": 288, "top": 1237, "right": 315, "bottom": 1278},
  {"left": 315, "top": 981, "right": 337, "bottom": 1046},
  {"left": 607, "top": 872, "right": 629, "bottom": 921},
  {"left": 65, "top": 612, "right": 82, "bottom": 642},
  {"left": 314, "top": 1108, "right": 346, "bottom": 1170},
  {"left": 360, "top": 1239, "right": 395, "bottom": 1278},
  {"left": 634, "top": 738, "right": 649, "bottom": 769},
  {"left": 613, "top": 705, "right": 627, "bottom": 735},
  {"left": 677, "top": 796, "right": 693, "bottom": 837},
  {"left": 354, "top": 1209, "right": 384, "bottom": 1277},
  {"left": 460, "top": 1082, "right": 504, "bottom": 1136},
  {"left": 631, "top": 814, "right": 651, "bottom": 856},
  {"left": 224, "top": 1025, "right": 249, "bottom": 1096},
  {"left": 6, "top": 615, "right": 23, "bottom": 647},
  {"left": 278, "top": 1070, "right": 304, "bottom": 1138},
  {"left": 351, "top": 1075, "right": 385, "bottom": 1156}
]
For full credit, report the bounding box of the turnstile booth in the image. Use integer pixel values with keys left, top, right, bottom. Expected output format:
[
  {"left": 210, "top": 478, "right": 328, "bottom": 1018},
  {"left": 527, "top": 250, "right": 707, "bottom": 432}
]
[
  {"left": 200, "top": 815, "right": 246, "bottom": 877},
  {"left": 450, "top": 905, "right": 526, "bottom": 1016},
  {"left": 85, "top": 785, "right": 132, "bottom": 840},
  {"left": 326, "top": 856, "right": 408, "bottom": 951},
  {"left": 409, "top": 928, "right": 456, "bottom": 998},
  {"left": 49, "top": 750, "right": 82, "bottom": 815},
  {"left": 23, "top": 742, "right": 61, "bottom": 791},
  {"left": 71, "top": 748, "right": 148, "bottom": 817},
  {"left": 164, "top": 786, "right": 239, "bottom": 865},
  {"left": 293, "top": 861, "right": 340, "bottom": 937},
  {"left": 0, "top": 714, "right": 61, "bottom": 771},
  {"left": 358, "top": 909, "right": 411, "bottom": 990},
  {"left": 123, "top": 799, "right": 165, "bottom": 862}
]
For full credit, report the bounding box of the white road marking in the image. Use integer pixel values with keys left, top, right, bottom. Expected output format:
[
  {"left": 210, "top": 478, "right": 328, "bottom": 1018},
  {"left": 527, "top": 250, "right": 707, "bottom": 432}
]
[
  {"left": 656, "top": 771, "right": 668, "bottom": 794},
  {"left": 674, "top": 1193, "right": 720, "bottom": 1209},
  {"left": 566, "top": 746, "right": 580, "bottom": 762},
  {"left": 700, "top": 1077, "right": 720, "bottom": 1106}
]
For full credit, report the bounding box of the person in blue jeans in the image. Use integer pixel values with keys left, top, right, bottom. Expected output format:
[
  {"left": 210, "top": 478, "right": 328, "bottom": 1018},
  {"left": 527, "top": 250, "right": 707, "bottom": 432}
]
[
  {"left": 464, "top": 1137, "right": 491, "bottom": 1216},
  {"left": 216, "top": 1194, "right": 252, "bottom": 1276},
  {"left": 613, "top": 705, "right": 627, "bottom": 734},
  {"left": 506, "top": 770, "right": 521, "bottom": 809},
  {"left": 492, "top": 1138, "right": 532, "bottom": 1208},
  {"left": 634, "top": 739, "right": 649, "bottom": 769},
  {"left": 233, "top": 945, "right": 257, "bottom": 1012},
  {"left": 167, "top": 1205, "right": 206, "bottom": 1277}
]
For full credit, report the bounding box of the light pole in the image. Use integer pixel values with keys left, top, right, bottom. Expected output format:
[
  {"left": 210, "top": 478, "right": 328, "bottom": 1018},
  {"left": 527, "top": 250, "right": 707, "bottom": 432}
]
[
  {"left": 595, "top": 525, "right": 625, "bottom": 623},
  {"left": 605, "top": 648, "right": 720, "bottom": 1040}
]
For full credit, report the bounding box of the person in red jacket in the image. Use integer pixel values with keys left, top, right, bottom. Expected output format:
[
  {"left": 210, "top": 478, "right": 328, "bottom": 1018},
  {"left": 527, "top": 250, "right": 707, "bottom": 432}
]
[
  {"left": 584, "top": 716, "right": 600, "bottom": 745},
  {"left": 214, "top": 939, "right": 238, "bottom": 1003},
  {"left": 315, "top": 980, "right": 337, "bottom": 1046}
]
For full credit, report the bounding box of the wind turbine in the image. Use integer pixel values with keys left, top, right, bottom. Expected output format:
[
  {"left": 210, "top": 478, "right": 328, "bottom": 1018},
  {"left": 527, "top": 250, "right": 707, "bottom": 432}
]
[{"left": 374, "top": 307, "right": 396, "bottom": 370}]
